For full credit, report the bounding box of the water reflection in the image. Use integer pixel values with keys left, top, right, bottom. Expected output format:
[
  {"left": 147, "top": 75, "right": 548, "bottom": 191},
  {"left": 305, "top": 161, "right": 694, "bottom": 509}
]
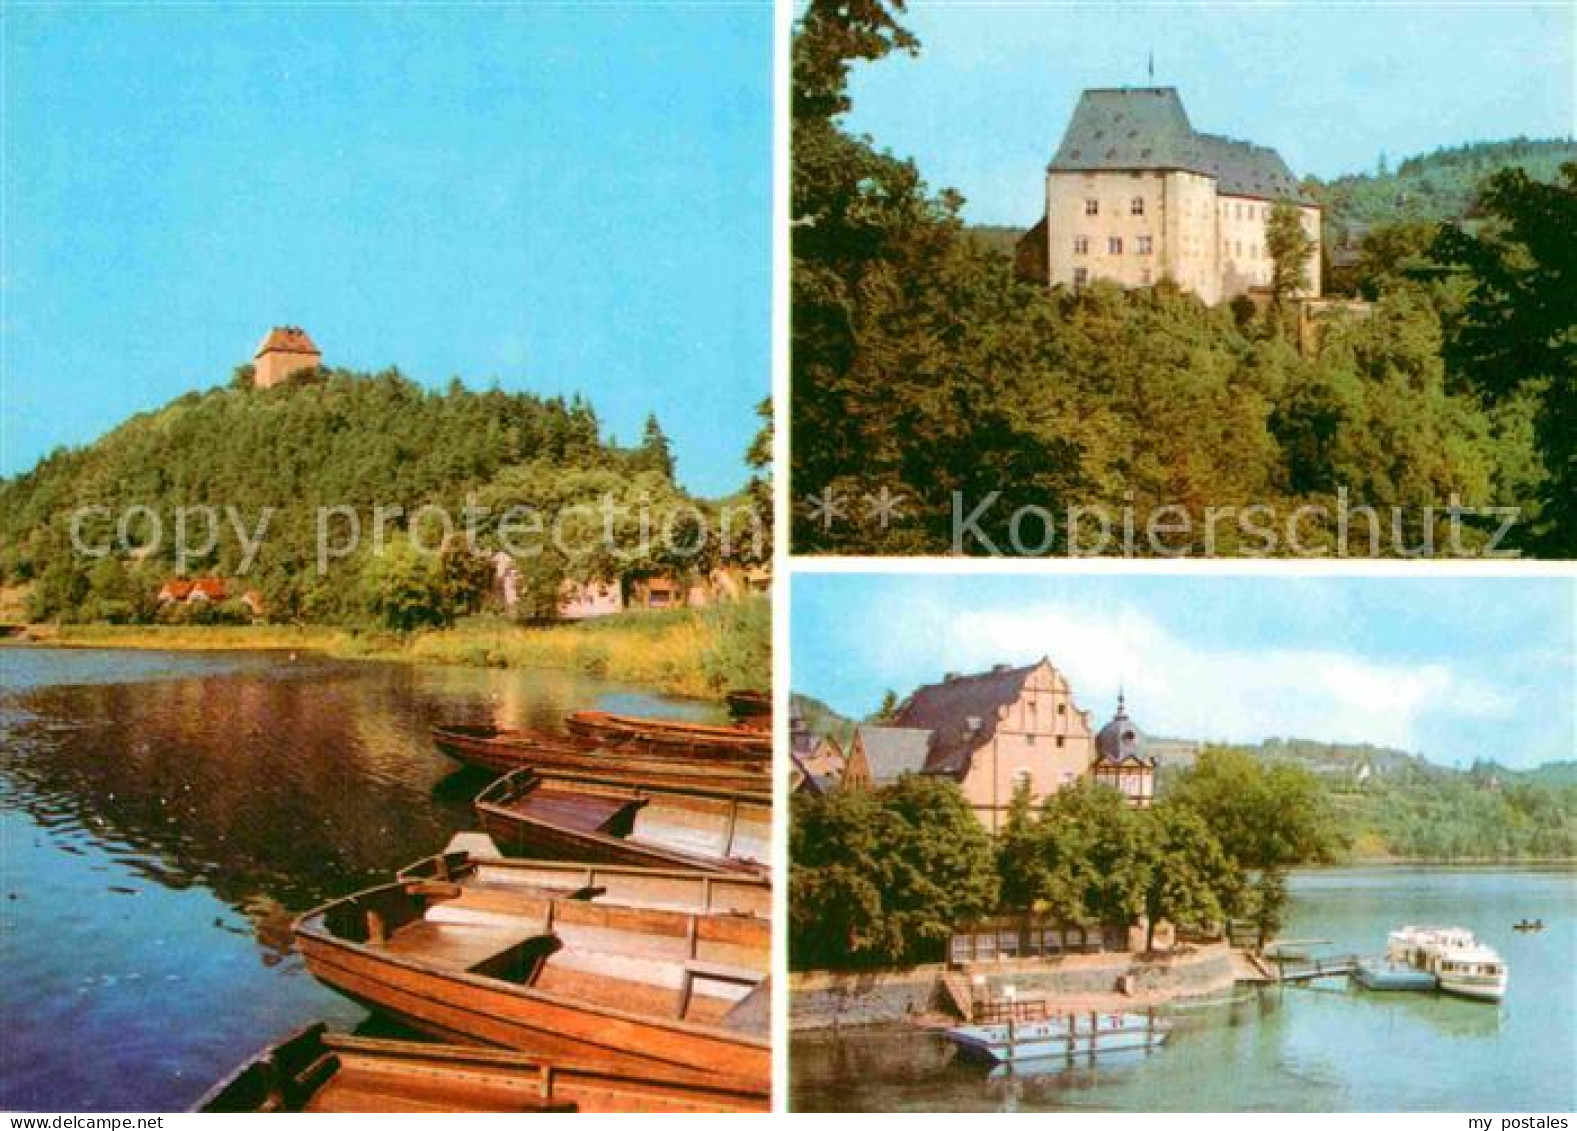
[{"left": 0, "top": 647, "right": 722, "bottom": 1111}]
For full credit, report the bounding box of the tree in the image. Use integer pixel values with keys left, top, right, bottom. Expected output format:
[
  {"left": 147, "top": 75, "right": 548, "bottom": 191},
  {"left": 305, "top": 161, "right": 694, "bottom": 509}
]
[
  {"left": 1433, "top": 164, "right": 1577, "bottom": 555},
  {"left": 636, "top": 413, "right": 677, "bottom": 482},
  {"left": 1267, "top": 201, "right": 1316, "bottom": 305},
  {"left": 789, "top": 775, "right": 996, "bottom": 969},
  {"left": 1132, "top": 804, "right": 1241, "bottom": 953},
  {"left": 1167, "top": 748, "right": 1344, "bottom": 946},
  {"left": 873, "top": 689, "right": 899, "bottom": 721},
  {"left": 995, "top": 780, "right": 1147, "bottom": 941}
]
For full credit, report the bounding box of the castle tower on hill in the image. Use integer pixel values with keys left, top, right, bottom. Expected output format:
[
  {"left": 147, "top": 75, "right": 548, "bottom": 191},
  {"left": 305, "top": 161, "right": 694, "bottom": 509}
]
[
  {"left": 1020, "top": 86, "right": 1322, "bottom": 304},
  {"left": 253, "top": 326, "right": 322, "bottom": 388}
]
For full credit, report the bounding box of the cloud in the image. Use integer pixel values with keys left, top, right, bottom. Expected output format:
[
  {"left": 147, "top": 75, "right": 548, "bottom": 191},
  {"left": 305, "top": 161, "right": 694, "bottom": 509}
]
[{"left": 856, "top": 591, "right": 1517, "bottom": 755}]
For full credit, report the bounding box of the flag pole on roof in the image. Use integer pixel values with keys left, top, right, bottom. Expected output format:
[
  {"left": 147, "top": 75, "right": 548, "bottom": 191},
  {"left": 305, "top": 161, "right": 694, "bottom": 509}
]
[{"left": 1147, "top": 50, "right": 1154, "bottom": 82}]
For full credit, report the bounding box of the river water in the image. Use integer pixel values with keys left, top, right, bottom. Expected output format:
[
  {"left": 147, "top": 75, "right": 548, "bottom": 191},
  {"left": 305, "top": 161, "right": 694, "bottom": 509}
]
[
  {"left": 0, "top": 647, "right": 722, "bottom": 1112},
  {"left": 791, "top": 866, "right": 1576, "bottom": 1112}
]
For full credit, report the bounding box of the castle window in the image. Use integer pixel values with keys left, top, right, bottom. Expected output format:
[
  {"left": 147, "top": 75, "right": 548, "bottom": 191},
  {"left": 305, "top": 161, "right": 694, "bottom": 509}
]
[
  {"left": 1073, "top": 267, "right": 1088, "bottom": 288},
  {"left": 1085, "top": 198, "right": 1099, "bottom": 216},
  {"left": 1108, "top": 236, "right": 1123, "bottom": 255},
  {"left": 1056, "top": 736, "right": 1065, "bottom": 748},
  {"left": 1073, "top": 235, "right": 1089, "bottom": 256},
  {"left": 1130, "top": 197, "right": 1144, "bottom": 216},
  {"left": 1137, "top": 235, "right": 1153, "bottom": 255}
]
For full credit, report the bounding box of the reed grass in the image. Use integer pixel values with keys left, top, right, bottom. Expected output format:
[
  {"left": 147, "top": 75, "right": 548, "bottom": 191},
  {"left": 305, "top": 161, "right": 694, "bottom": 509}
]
[{"left": 33, "top": 598, "right": 770, "bottom": 702}]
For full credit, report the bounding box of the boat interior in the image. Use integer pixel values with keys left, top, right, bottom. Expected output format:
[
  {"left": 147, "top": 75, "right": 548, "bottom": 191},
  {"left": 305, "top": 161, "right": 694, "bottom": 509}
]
[
  {"left": 203, "top": 1026, "right": 575, "bottom": 1113},
  {"left": 200, "top": 1025, "right": 766, "bottom": 1113},
  {"left": 398, "top": 852, "right": 773, "bottom": 919},
  {"left": 314, "top": 874, "right": 771, "bottom": 1033},
  {"left": 482, "top": 772, "right": 771, "bottom": 868}
]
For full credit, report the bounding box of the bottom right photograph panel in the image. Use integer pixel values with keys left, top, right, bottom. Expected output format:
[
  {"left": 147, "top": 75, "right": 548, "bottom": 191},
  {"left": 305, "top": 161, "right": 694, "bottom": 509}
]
[{"left": 786, "top": 571, "right": 1575, "bottom": 1113}]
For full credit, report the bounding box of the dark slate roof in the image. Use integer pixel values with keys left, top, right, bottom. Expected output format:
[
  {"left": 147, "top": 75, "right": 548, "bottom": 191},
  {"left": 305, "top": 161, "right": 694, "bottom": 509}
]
[
  {"left": 1048, "top": 87, "right": 1314, "bottom": 205},
  {"left": 853, "top": 726, "right": 934, "bottom": 785},
  {"left": 1095, "top": 693, "right": 1145, "bottom": 763},
  {"left": 891, "top": 662, "right": 1041, "bottom": 777},
  {"left": 790, "top": 753, "right": 832, "bottom": 795}
]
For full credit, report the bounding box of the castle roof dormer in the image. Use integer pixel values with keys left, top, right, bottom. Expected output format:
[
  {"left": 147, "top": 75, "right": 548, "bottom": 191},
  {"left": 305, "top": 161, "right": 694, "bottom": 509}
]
[{"left": 1095, "top": 690, "right": 1148, "bottom": 763}]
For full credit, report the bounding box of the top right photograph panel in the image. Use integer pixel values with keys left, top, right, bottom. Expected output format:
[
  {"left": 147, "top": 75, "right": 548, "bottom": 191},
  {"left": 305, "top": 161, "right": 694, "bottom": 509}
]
[{"left": 790, "top": 0, "right": 1575, "bottom": 558}]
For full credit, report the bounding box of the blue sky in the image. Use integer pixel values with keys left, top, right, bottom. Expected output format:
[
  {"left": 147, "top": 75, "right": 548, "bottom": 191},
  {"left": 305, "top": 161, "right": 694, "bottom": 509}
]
[
  {"left": 792, "top": 573, "right": 1577, "bottom": 769},
  {"left": 2, "top": 3, "right": 770, "bottom": 497},
  {"left": 841, "top": 1, "right": 1575, "bottom": 225}
]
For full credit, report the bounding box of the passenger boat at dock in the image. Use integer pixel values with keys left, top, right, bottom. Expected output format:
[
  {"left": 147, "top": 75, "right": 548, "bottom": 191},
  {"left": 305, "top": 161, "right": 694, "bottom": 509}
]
[
  {"left": 195, "top": 1022, "right": 768, "bottom": 1112},
  {"left": 564, "top": 710, "right": 772, "bottom": 760},
  {"left": 1386, "top": 926, "right": 1508, "bottom": 1001},
  {"left": 474, "top": 768, "right": 770, "bottom": 875},
  {"left": 430, "top": 724, "right": 770, "bottom": 796},
  {"left": 292, "top": 858, "right": 771, "bottom": 1088},
  {"left": 944, "top": 1011, "right": 1171, "bottom": 1065}
]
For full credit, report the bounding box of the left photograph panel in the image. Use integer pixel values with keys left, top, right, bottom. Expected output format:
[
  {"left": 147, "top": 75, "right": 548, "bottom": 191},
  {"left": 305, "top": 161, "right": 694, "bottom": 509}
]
[{"left": 1, "top": 3, "right": 773, "bottom": 1114}]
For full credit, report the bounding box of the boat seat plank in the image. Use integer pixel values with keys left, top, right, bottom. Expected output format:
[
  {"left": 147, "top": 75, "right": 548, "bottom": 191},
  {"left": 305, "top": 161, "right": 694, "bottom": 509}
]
[
  {"left": 304, "top": 1072, "right": 572, "bottom": 1114},
  {"left": 381, "top": 920, "right": 547, "bottom": 971},
  {"left": 508, "top": 789, "right": 644, "bottom": 833}
]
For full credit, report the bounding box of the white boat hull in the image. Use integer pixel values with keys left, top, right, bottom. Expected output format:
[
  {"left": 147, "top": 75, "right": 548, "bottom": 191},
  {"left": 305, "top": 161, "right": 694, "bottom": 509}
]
[{"left": 1438, "top": 974, "right": 1507, "bottom": 1002}]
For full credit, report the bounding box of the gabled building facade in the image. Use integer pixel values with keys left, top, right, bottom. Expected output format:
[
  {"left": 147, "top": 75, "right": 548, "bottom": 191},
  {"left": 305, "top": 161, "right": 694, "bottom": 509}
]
[
  {"left": 893, "top": 659, "right": 1096, "bottom": 832},
  {"left": 1021, "top": 87, "right": 1321, "bottom": 305}
]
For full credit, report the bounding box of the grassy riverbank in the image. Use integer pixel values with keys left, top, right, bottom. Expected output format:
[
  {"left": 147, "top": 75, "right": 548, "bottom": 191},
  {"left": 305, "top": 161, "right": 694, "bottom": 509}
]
[{"left": 16, "top": 598, "right": 769, "bottom": 701}]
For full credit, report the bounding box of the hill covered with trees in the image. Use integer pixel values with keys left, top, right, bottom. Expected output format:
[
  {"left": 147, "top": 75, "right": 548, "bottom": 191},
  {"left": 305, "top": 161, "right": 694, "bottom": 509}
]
[
  {"left": 1315, "top": 138, "right": 1577, "bottom": 234},
  {"left": 1, "top": 367, "right": 765, "bottom": 628},
  {"left": 1195, "top": 739, "right": 1577, "bottom": 861},
  {"left": 792, "top": 0, "right": 1574, "bottom": 556}
]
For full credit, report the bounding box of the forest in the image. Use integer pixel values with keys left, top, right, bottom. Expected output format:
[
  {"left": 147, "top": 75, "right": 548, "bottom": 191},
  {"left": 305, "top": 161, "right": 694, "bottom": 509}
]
[
  {"left": 791, "top": 0, "right": 1575, "bottom": 556},
  {"left": 0, "top": 367, "right": 771, "bottom": 628},
  {"left": 790, "top": 749, "right": 1341, "bottom": 970}
]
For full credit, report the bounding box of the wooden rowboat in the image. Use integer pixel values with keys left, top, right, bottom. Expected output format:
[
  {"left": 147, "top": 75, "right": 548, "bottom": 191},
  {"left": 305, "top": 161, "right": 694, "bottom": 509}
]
[
  {"left": 293, "top": 865, "right": 771, "bottom": 1087},
  {"left": 474, "top": 768, "right": 770, "bottom": 875},
  {"left": 564, "top": 710, "right": 771, "bottom": 759},
  {"left": 431, "top": 724, "right": 769, "bottom": 795},
  {"left": 196, "top": 1022, "right": 768, "bottom": 1112}
]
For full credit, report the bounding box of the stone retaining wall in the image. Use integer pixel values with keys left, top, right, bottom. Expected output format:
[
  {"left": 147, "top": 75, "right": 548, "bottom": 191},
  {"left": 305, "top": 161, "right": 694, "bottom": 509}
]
[{"left": 790, "top": 944, "right": 1238, "bottom": 1031}]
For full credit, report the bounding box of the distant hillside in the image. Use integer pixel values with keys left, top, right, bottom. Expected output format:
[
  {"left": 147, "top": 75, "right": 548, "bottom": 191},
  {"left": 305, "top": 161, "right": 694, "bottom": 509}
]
[
  {"left": 962, "top": 225, "right": 1024, "bottom": 258},
  {"left": 1311, "top": 137, "right": 1577, "bottom": 234},
  {"left": 1214, "top": 738, "right": 1577, "bottom": 861},
  {"left": 0, "top": 368, "right": 701, "bottom": 626},
  {"left": 790, "top": 692, "right": 857, "bottom": 744}
]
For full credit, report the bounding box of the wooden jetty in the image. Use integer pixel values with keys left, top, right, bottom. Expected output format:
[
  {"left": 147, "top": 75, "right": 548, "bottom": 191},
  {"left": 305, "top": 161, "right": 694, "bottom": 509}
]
[{"left": 1270, "top": 954, "right": 1361, "bottom": 983}]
